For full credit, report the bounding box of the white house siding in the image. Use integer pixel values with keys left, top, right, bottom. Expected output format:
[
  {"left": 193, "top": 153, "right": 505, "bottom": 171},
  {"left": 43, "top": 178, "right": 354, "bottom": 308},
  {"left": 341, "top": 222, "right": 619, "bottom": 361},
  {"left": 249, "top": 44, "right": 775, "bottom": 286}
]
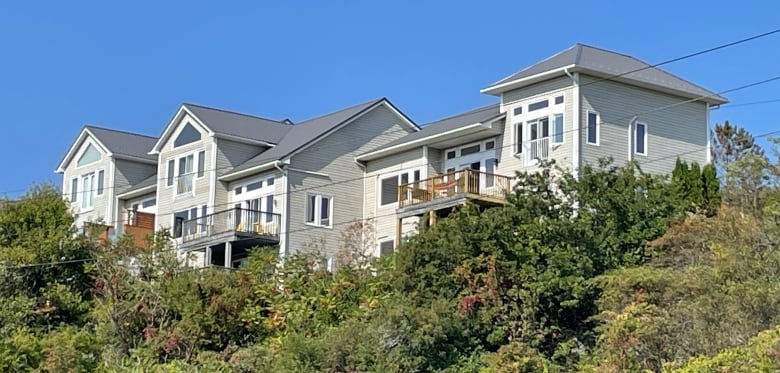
[
  {"left": 62, "top": 137, "right": 112, "bottom": 229},
  {"left": 579, "top": 76, "right": 708, "bottom": 174},
  {"left": 214, "top": 138, "right": 267, "bottom": 212},
  {"left": 364, "top": 147, "right": 425, "bottom": 250},
  {"left": 427, "top": 148, "right": 443, "bottom": 175},
  {"left": 286, "top": 105, "right": 415, "bottom": 260},
  {"left": 498, "top": 76, "right": 575, "bottom": 177},
  {"left": 155, "top": 113, "right": 213, "bottom": 230}
]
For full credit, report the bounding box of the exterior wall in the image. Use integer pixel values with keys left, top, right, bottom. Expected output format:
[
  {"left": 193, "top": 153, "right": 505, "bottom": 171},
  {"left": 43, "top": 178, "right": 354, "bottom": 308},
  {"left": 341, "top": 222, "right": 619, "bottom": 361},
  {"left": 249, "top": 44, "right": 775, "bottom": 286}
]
[
  {"left": 364, "top": 147, "right": 425, "bottom": 250},
  {"left": 214, "top": 138, "right": 268, "bottom": 213},
  {"left": 579, "top": 75, "right": 708, "bottom": 174},
  {"left": 155, "top": 113, "right": 213, "bottom": 230},
  {"left": 427, "top": 147, "right": 443, "bottom": 174},
  {"left": 498, "top": 76, "right": 575, "bottom": 177},
  {"left": 61, "top": 137, "right": 112, "bottom": 229},
  {"left": 227, "top": 169, "right": 284, "bottom": 214},
  {"left": 286, "top": 105, "right": 415, "bottom": 260},
  {"left": 114, "top": 159, "right": 156, "bottom": 195}
]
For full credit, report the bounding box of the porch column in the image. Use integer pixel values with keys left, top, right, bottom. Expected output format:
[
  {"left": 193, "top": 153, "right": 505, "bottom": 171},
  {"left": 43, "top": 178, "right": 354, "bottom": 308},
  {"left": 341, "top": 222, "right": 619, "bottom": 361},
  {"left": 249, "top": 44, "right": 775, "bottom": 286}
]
[
  {"left": 429, "top": 210, "right": 437, "bottom": 227},
  {"left": 204, "top": 246, "right": 212, "bottom": 267},
  {"left": 396, "top": 218, "right": 402, "bottom": 246},
  {"left": 224, "top": 241, "right": 232, "bottom": 268}
]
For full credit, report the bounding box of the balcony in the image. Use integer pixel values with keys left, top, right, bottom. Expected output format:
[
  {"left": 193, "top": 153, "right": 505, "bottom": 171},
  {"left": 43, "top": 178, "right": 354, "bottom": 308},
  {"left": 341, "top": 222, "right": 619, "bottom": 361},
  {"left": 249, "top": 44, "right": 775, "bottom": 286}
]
[
  {"left": 178, "top": 208, "right": 280, "bottom": 250},
  {"left": 527, "top": 137, "right": 550, "bottom": 164},
  {"left": 397, "top": 169, "right": 512, "bottom": 217},
  {"left": 124, "top": 211, "right": 155, "bottom": 247}
]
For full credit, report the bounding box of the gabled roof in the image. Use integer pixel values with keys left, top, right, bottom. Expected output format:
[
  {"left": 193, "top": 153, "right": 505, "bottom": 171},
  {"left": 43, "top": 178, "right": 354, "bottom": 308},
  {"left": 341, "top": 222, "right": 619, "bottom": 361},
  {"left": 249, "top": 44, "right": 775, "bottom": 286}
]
[
  {"left": 481, "top": 43, "right": 728, "bottom": 104},
  {"left": 150, "top": 103, "right": 292, "bottom": 154},
  {"left": 357, "top": 104, "right": 504, "bottom": 161},
  {"left": 182, "top": 103, "right": 292, "bottom": 144},
  {"left": 56, "top": 126, "right": 157, "bottom": 173},
  {"left": 221, "top": 98, "right": 418, "bottom": 180}
]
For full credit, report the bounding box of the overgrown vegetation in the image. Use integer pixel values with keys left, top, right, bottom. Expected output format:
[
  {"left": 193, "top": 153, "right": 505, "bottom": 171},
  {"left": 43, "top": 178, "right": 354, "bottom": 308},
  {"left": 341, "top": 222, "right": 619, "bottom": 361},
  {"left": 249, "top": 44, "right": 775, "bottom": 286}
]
[{"left": 1, "top": 123, "right": 778, "bottom": 372}]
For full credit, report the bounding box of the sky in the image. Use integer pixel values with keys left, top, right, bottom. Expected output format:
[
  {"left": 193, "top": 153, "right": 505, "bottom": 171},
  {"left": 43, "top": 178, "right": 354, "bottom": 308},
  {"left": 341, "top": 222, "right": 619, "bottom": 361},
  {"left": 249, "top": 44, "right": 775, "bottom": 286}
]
[{"left": 1, "top": 1, "right": 779, "bottom": 196}]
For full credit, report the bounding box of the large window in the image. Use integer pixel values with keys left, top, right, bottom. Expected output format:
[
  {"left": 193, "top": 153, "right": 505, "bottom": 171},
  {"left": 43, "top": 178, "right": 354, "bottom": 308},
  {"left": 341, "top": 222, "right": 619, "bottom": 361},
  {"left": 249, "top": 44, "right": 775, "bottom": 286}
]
[
  {"left": 172, "top": 208, "right": 199, "bottom": 238},
  {"left": 635, "top": 122, "right": 648, "bottom": 155},
  {"left": 80, "top": 173, "right": 96, "bottom": 210},
  {"left": 70, "top": 178, "right": 78, "bottom": 202},
  {"left": 587, "top": 111, "right": 599, "bottom": 145},
  {"left": 305, "top": 193, "right": 332, "bottom": 227},
  {"left": 167, "top": 150, "right": 205, "bottom": 195},
  {"left": 552, "top": 114, "right": 564, "bottom": 144}
]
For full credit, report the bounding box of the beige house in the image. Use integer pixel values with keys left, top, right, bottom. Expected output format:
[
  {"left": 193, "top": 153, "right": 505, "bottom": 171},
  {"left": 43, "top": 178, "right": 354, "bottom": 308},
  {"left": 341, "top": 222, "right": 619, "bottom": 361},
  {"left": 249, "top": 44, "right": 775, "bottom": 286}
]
[{"left": 58, "top": 44, "right": 726, "bottom": 266}]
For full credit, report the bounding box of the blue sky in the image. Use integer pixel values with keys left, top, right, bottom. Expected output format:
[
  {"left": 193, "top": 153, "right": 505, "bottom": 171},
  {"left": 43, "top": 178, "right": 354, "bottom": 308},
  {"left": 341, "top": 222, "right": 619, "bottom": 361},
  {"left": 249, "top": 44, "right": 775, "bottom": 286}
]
[{"left": 1, "top": 1, "right": 779, "bottom": 196}]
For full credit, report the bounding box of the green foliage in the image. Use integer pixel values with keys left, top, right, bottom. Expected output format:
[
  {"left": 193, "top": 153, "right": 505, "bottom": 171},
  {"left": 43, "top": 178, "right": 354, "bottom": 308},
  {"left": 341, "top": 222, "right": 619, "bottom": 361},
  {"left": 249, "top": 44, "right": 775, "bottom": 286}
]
[
  {"left": 667, "top": 325, "right": 780, "bottom": 372},
  {"left": 671, "top": 158, "right": 720, "bottom": 215}
]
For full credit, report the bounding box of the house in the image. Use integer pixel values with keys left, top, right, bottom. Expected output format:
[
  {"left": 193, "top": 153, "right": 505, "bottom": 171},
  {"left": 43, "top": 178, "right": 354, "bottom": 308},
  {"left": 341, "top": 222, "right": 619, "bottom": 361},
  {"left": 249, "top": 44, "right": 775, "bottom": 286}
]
[
  {"left": 56, "top": 126, "right": 157, "bottom": 243},
  {"left": 356, "top": 43, "right": 727, "bottom": 251},
  {"left": 57, "top": 43, "right": 726, "bottom": 267}
]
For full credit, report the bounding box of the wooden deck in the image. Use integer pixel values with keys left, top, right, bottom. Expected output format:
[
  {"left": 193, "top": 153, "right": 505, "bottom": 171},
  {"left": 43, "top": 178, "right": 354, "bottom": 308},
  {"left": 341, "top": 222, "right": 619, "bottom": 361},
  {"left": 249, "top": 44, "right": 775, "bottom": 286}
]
[{"left": 397, "top": 169, "right": 511, "bottom": 217}]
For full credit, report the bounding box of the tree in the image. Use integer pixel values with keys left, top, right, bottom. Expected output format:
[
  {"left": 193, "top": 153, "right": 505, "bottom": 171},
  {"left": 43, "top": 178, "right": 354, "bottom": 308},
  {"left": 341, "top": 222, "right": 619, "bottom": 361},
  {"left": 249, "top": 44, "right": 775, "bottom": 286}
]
[{"left": 711, "top": 120, "right": 765, "bottom": 169}]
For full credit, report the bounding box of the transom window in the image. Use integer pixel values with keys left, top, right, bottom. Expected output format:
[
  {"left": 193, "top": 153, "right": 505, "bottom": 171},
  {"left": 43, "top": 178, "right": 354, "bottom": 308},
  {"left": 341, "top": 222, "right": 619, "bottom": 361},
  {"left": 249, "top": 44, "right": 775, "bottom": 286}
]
[
  {"left": 77, "top": 143, "right": 101, "bottom": 167},
  {"left": 528, "top": 99, "right": 549, "bottom": 112},
  {"left": 174, "top": 123, "right": 202, "bottom": 148},
  {"left": 305, "top": 193, "right": 332, "bottom": 227}
]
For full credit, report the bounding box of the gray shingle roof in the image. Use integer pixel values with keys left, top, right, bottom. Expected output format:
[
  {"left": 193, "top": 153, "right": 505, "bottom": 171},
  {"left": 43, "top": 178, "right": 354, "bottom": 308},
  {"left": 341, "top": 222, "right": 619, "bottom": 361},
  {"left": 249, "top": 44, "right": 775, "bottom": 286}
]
[
  {"left": 226, "top": 98, "right": 386, "bottom": 176},
  {"left": 183, "top": 103, "right": 292, "bottom": 144},
  {"left": 361, "top": 104, "right": 501, "bottom": 155},
  {"left": 85, "top": 125, "right": 157, "bottom": 161},
  {"left": 484, "top": 43, "right": 727, "bottom": 103}
]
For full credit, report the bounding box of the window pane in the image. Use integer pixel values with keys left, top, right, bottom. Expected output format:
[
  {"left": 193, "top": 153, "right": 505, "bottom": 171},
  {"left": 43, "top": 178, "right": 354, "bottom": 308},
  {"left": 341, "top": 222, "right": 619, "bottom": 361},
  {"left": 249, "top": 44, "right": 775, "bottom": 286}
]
[
  {"left": 97, "top": 170, "right": 104, "bottom": 195},
  {"left": 554, "top": 96, "right": 564, "bottom": 104},
  {"left": 553, "top": 114, "right": 564, "bottom": 144},
  {"left": 485, "top": 158, "right": 495, "bottom": 187},
  {"left": 265, "top": 195, "right": 274, "bottom": 222},
  {"left": 167, "top": 160, "right": 175, "bottom": 186},
  {"left": 400, "top": 173, "right": 409, "bottom": 186},
  {"left": 71, "top": 178, "right": 78, "bottom": 202},
  {"left": 636, "top": 123, "right": 646, "bottom": 154},
  {"left": 197, "top": 151, "right": 205, "bottom": 177},
  {"left": 142, "top": 199, "right": 156, "bottom": 208},
  {"left": 306, "top": 195, "right": 316, "bottom": 223},
  {"left": 178, "top": 157, "right": 186, "bottom": 176},
  {"left": 460, "top": 144, "right": 481, "bottom": 156},
  {"left": 413, "top": 170, "right": 421, "bottom": 182},
  {"left": 485, "top": 141, "right": 495, "bottom": 150},
  {"left": 185, "top": 154, "right": 194, "bottom": 173},
  {"left": 379, "top": 240, "right": 395, "bottom": 257},
  {"left": 587, "top": 112, "right": 598, "bottom": 144},
  {"left": 267, "top": 177, "right": 274, "bottom": 186},
  {"left": 174, "top": 123, "right": 202, "bottom": 148},
  {"left": 515, "top": 123, "right": 523, "bottom": 154},
  {"left": 530, "top": 121, "right": 538, "bottom": 140},
  {"left": 513, "top": 107, "right": 522, "bottom": 116},
  {"left": 320, "top": 196, "right": 330, "bottom": 226},
  {"left": 381, "top": 177, "right": 399, "bottom": 205},
  {"left": 540, "top": 117, "right": 549, "bottom": 138},
  {"left": 529, "top": 99, "right": 549, "bottom": 111},
  {"left": 247, "top": 181, "right": 263, "bottom": 191},
  {"left": 234, "top": 187, "right": 242, "bottom": 195},
  {"left": 446, "top": 150, "right": 456, "bottom": 159}
]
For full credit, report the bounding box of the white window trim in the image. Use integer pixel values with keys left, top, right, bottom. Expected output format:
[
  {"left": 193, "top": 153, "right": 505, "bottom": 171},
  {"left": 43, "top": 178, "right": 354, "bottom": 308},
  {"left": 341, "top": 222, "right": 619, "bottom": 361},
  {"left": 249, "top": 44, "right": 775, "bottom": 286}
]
[
  {"left": 551, "top": 113, "right": 565, "bottom": 145},
  {"left": 635, "top": 121, "right": 648, "bottom": 156},
  {"left": 586, "top": 111, "right": 600, "bottom": 146},
  {"left": 512, "top": 94, "right": 565, "bottom": 156},
  {"left": 75, "top": 141, "right": 102, "bottom": 169},
  {"left": 230, "top": 175, "right": 276, "bottom": 203},
  {"left": 171, "top": 205, "right": 203, "bottom": 239},
  {"left": 378, "top": 168, "right": 423, "bottom": 208},
  {"left": 167, "top": 149, "right": 205, "bottom": 197},
  {"left": 79, "top": 171, "right": 98, "bottom": 212},
  {"left": 305, "top": 193, "right": 333, "bottom": 228}
]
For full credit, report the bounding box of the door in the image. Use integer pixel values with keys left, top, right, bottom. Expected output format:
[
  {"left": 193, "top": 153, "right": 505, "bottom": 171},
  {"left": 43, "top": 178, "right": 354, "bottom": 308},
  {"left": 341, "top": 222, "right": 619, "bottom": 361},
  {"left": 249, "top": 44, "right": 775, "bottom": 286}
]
[{"left": 527, "top": 117, "right": 550, "bottom": 164}]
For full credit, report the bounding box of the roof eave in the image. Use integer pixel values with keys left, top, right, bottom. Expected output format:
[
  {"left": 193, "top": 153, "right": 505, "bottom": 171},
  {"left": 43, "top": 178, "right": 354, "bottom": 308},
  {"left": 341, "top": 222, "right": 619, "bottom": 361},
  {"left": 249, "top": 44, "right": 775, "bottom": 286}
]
[
  {"left": 480, "top": 65, "right": 578, "bottom": 95},
  {"left": 213, "top": 132, "right": 276, "bottom": 147},
  {"left": 112, "top": 154, "right": 158, "bottom": 165},
  {"left": 55, "top": 127, "right": 112, "bottom": 173},
  {"left": 116, "top": 184, "right": 156, "bottom": 200},
  {"left": 356, "top": 116, "right": 504, "bottom": 162},
  {"left": 219, "top": 160, "right": 279, "bottom": 182}
]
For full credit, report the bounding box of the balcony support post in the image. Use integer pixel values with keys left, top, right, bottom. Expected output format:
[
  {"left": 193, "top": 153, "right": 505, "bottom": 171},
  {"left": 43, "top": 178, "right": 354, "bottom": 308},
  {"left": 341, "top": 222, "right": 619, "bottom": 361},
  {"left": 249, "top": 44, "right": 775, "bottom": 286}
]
[
  {"left": 224, "top": 241, "right": 232, "bottom": 268},
  {"left": 205, "top": 246, "right": 212, "bottom": 267},
  {"left": 396, "top": 218, "right": 402, "bottom": 247}
]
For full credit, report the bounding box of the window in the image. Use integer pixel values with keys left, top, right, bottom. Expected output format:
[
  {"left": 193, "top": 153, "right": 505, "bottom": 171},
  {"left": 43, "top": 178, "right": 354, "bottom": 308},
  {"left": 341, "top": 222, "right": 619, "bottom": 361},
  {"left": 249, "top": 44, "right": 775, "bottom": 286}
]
[
  {"left": 172, "top": 207, "right": 200, "bottom": 238},
  {"left": 234, "top": 186, "right": 242, "bottom": 195},
  {"left": 176, "top": 154, "right": 195, "bottom": 194},
  {"left": 587, "top": 112, "right": 599, "bottom": 145},
  {"left": 515, "top": 123, "right": 523, "bottom": 154},
  {"left": 80, "top": 173, "right": 96, "bottom": 210},
  {"left": 174, "top": 123, "right": 201, "bottom": 148},
  {"left": 635, "top": 122, "right": 647, "bottom": 155},
  {"left": 446, "top": 150, "right": 456, "bottom": 159},
  {"left": 485, "top": 141, "right": 495, "bottom": 150},
  {"left": 460, "top": 144, "right": 481, "bottom": 156},
  {"left": 197, "top": 150, "right": 205, "bottom": 177},
  {"left": 167, "top": 159, "right": 175, "bottom": 186},
  {"left": 97, "top": 170, "right": 104, "bottom": 195},
  {"left": 413, "top": 170, "right": 421, "bottom": 181},
  {"left": 554, "top": 96, "right": 564, "bottom": 105},
  {"left": 305, "top": 194, "right": 332, "bottom": 227},
  {"left": 485, "top": 158, "right": 496, "bottom": 187},
  {"left": 529, "top": 99, "right": 549, "bottom": 111},
  {"left": 142, "top": 199, "right": 156, "bottom": 208},
  {"left": 70, "top": 178, "right": 78, "bottom": 202},
  {"left": 552, "top": 114, "right": 564, "bottom": 144},
  {"left": 265, "top": 195, "right": 274, "bottom": 222},
  {"left": 513, "top": 107, "right": 522, "bottom": 116},
  {"left": 380, "top": 176, "right": 399, "bottom": 205},
  {"left": 77, "top": 143, "right": 101, "bottom": 167},
  {"left": 267, "top": 177, "right": 274, "bottom": 186},
  {"left": 247, "top": 181, "right": 263, "bottom": 192},
  {"left": 379, "top": 239, "right": 395, "bottom": 257}
]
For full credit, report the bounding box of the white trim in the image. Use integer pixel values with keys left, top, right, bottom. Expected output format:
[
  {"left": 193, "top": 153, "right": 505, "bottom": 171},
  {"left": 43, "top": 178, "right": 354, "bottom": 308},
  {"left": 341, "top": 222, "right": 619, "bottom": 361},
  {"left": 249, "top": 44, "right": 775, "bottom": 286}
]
[
  {"left": 422, "top": 145, "right": 429, "bottom": 179},
  {"left": 218, "top": 160, "right": 278, "bottom": 181},
  {"left": 111, "top": 154, "right": 157, "bottom": 165},
  {"left": 213, "top": 132, "right": 276, "bottom": 147},
  {"left": 208, "top": 137, "right": 218, "bottom": 215},
  {"left": 586, "top": 111, "right": 600, "bottom": 146},
  {"left": 571, "top": 72, "right": 581, "bottom": 177},
  {"left": 107, "top": 159, "right": 115, "bottom": 233},
  {"left": 379, "top": 100, "right": 420, "bottom": 132},
  {"left": 277, "top": 164, "right": 289, "bottom": 258},
  {"left": 304, "top": 192, "right": 333, "bottom": 228},
  {"left": 288, "top": 168, "right": 330, "bottom": 178},
  {"left": 150, "top": 105, "right": 214, "bottom": 154},
  {"left": 56, "top": 130, "right": 111, "bottom": 173},
  {"left": 481, "top": 64, "right": 577, "bottom": 95},
  {"left": 634, "top": 121, "right": 648, "bottom": 156},
  {"left": 116, "top": 184, "right": 156, "bottom": 200},
  {"left": 705, "top": 103, "right": 711, "bottom": 164}
]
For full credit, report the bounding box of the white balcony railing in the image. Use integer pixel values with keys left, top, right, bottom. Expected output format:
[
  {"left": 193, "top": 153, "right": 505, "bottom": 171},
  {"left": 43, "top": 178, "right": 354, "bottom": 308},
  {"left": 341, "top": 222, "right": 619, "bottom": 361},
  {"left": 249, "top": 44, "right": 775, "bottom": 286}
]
[{"left": 527, "top": 137, "right": 550, "bottom": 165}]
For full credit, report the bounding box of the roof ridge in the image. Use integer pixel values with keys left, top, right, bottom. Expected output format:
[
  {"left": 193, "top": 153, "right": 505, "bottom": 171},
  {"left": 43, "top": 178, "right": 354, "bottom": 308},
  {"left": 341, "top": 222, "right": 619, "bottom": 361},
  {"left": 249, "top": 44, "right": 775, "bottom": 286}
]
[
  {"left": 487, "top": 45, "right": 579, "bottom": 87},
  {"left": 296, "top": 97, "right": 385, "bottom": 124},
  {"left": 576, "top": 43, "right": 647, "bottom": 61},
  {"left": 424, "top": 103, "right": 499, "bottom": 125},
  {"left": 84, "top": 124, "right": 157, "bottom": 140},
  {"left": 182, "top": 102, "right": 288, "bottom": 125}
]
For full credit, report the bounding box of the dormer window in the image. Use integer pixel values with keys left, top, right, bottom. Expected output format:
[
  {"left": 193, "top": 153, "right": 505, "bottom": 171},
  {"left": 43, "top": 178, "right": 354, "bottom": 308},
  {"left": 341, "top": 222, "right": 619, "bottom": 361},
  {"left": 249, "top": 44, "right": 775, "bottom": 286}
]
[{"left": 174, "top": 123, "right": 202, "bottom": 148}]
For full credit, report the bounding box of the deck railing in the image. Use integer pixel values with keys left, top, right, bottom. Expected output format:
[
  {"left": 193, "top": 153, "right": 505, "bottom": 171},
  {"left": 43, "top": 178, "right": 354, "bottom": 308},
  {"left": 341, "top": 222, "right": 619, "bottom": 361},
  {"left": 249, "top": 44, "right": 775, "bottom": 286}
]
[
  {"left": 124, "top": 211, "right": 155, "bottom": 246},
  {"left": 398, "top": 169, "right": 512, "bottom": 209},
  {"left": 527, "top": 137, "right": 550, "bottom": 163},
  {"left": 180, "top": 208, "right": 280, "bottom": 243}
]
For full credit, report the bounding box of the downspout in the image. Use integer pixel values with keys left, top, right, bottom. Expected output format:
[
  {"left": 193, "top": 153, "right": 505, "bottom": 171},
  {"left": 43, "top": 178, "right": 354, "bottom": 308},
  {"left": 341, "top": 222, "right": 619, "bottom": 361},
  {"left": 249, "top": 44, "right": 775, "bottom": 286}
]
[
  {"left": 274, "top": 160, "right": 290, "bottom": 259},
  {"left": 564, "top": 68, "right": 580, "bottom": 178},
  {"left": 628, "top": 116, "right": 638, "bottom": 163},
  {"left": 705, "top": 103, "right": 712, "bottom": 164}
]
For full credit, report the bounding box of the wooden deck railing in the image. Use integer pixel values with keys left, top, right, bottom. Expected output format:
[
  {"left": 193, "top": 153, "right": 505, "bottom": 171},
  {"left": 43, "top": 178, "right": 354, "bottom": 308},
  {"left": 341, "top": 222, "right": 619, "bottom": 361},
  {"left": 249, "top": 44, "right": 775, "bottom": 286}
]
[
  {"left": 398, "top": 169, "right": 512, "bottom": 209},
  {"left": 124, "top": 211, "right": 155, "bottom": 246}
]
